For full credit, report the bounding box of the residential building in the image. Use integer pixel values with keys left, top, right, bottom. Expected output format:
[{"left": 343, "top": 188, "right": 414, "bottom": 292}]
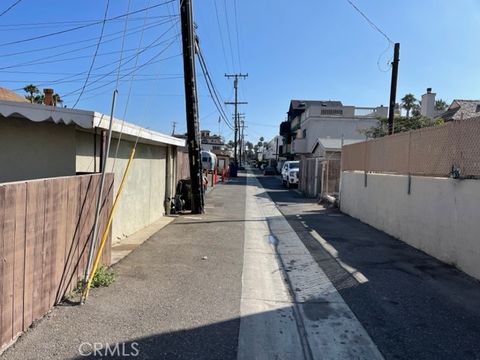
[
  {"left": 441, "top": 99, "right": 480, "bottom": 121},
  {"left": 0, "top": 97, "right": 185, "bottom": 244},
  {"left": 280, "top": 99, "right": 386, "bottom": 160},
  {"left": 200, "top": 129, "right": 233, "bottom": 157}
]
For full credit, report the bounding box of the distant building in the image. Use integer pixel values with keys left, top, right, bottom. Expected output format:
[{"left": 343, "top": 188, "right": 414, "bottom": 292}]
[
  {"left": 280, "top": 99, "right": 386, "bottom": 160},
  {"left": 200, "top": 129, "right": 232, "bottom": 157},
  {"left": 441, "top": 99, "right": 480, "bottom": 121}
]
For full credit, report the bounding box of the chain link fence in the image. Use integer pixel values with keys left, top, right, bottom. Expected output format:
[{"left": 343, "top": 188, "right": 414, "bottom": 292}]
[{"left": 342, "top": 117, "right": 480, "bottom": 179}]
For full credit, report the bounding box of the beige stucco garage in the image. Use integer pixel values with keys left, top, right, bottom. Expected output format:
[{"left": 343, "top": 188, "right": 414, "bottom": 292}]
[{"left": 0, "top": 99, "right": 184, "bottom": 243}]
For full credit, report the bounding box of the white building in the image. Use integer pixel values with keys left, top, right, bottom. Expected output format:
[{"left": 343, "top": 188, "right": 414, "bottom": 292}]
[{"left": 282, "top": 100, "right": 386, "bottom": 159}]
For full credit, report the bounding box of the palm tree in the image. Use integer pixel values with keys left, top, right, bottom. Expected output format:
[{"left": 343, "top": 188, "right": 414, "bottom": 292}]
[
  {"left": 23, "top": 84, "right": 39, "bottom": 103},
  {"left": 401, "top": 93, "right": 417, "bottom": 119},
  {"left": 435, "top": 99, "right": 447, "bottom": 111}
]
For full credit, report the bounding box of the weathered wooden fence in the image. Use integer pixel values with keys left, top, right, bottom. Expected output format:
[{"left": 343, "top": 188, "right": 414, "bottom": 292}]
[
  {"left": 299, "top": 158, "right": 341, "bottom": 197},
  {"left": 176, "top": 150, "right": 190, "bottom": 181},
  {"left": 0, "top": 173, "right": 113, "bottom": 351}
]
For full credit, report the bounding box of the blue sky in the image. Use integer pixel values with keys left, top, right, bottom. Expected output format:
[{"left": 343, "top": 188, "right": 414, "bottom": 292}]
[{"left": 1, "top": 0, "right": 479, "bottom": 142}]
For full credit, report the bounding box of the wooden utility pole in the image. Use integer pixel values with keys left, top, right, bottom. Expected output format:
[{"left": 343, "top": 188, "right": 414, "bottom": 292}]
[
  {"left": 225, "top": 73, "right": 248, "bottom": 167},
  {"left": 388, "top": 43, "right": 400, "bottom": 135},
  {"left": 239, "top": 118, "right": 246, "bottom": 166},
  {"left": 180, "top": 0, "right": 203, "bottom": 213}
]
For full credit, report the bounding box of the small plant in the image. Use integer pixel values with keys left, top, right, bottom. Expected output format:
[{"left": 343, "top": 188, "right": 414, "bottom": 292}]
[{"left": 91, "top": 266, "right": 116, "bottom": 288}]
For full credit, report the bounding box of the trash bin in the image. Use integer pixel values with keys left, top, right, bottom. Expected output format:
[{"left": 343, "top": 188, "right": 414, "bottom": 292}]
[{"left": 229, "top": 162, "right": 238, "bottom": 177}]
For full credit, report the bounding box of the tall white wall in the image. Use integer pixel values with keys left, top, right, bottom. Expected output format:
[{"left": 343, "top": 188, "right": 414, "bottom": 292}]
[{"left": 340, "top": 171, "right": 480, "bottom": 280}]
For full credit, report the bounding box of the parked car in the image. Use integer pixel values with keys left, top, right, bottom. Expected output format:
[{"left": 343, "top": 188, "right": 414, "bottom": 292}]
[{"left": 281, "top": 161, "right": 299, "bottom": 188}]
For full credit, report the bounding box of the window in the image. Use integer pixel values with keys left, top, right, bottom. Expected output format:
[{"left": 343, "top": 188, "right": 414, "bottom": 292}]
[
  {"left": 302, "top": 129, "right": 307, "bottom": 139},
  {"left": 320, "top": 109, "right": 343, "bottom": 116}
]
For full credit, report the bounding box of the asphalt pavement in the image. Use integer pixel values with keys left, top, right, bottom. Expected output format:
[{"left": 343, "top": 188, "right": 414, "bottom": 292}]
[
  {"left": 3, "top": 176, "right": 247, "bottom": 360},
  {"left": 257, "top": 174, "right": 480, "bottom": 360}
]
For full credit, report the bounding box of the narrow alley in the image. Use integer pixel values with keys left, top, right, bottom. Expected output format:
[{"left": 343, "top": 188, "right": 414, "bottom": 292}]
[{"left": 3, "top": 171, "right": 480, "bottom": 360}]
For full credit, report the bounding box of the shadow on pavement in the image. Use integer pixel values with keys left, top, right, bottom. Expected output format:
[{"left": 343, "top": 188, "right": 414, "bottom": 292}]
[{"left": 257, "top": 175, "right": 480, "bottom": 360}]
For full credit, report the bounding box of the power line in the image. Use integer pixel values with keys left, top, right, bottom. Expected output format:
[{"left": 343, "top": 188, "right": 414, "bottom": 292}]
[
  {"left": 0, "top": 0, "right": 23, "bottom": 18},
  {"left": 0, "top": 34, "right": 176, "bottom": 71},
  {"left": 213, "top": 0, "right": 230, "bottom": 72},
  {"left": 72, "top": 0, "right": 111, "bottom": 108},
  {"left": 0, "top": 0, "right": 176, "bottom": 47},
  {"left": 222, "top": 0, "right": 236, "bottom": 70},
  {"left": 0, "top": 14, "right": 177, "bottom": 29},
  {"left": 114, "top": 0, "right": 133, "bottom": 89},
  {"left": 112, "top": 0, "right": 153, "bottom": 170},
  {"left": 196, "top": 39, "right": 234, "bottom": 130},
  {"left": 57, "top": 53, "right": 182, "bottom": 101},
  {"left": 345, "top": 0, "right": 393, "bottom": 44},
  {"left": 0, "top": 17, "right": 173, "bottom": 58},
  {"left": 233, "top": 0, "right": 242, "bottom": 71},
  {"left": 63, "top": 23, "right": 179, "bottom": 99},
  {"left": 63, "top": 35, "right": 180, "bottom": 100}
]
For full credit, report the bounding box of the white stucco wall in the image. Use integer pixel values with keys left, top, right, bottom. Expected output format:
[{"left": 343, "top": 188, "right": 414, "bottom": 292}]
[
  {"left": 340, "top": 171, "right": 480, "bottom": 280},
  {"left": 75, "top": 130, "right": 168, "bottom": 243},
  {"left": 0, "top": 117, "right": 76, "bottom": 183}
]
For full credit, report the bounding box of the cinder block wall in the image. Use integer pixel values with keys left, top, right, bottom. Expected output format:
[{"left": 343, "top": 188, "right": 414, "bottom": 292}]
[{"left": 340, "top": 171, "right": 480, "bottom": 281}]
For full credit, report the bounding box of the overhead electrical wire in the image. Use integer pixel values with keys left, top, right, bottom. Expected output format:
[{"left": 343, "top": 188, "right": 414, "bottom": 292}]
[
  {"left": 196, "top": 41, "right": 234, "bottom": 130},
  {"left": 213, "top": 0, "right": 230, "bottom": 72},
  {"left": 345, "top": 0, "right": 393, "bottom": 44},
  {"left": 112, "top": 0, "right": 153, "bottom": 171},
  {"left": 0, "top": 35, "right": 176, "bottom": 71},
  {"left": 0, "top": 14, "right": 177, "bottom": 30},
  {"left": 17, "top": 34, "right": 178, "bottom": 90},
  {"left": 72, "top": 0, "right": 111, "bottom": 108},
  {"left": 62, "top": 33, "right": 180, "bottom": 100},
  {"left": 233, "top": 0, "right": 242, "bottom": 71},
  {"left": 47, "top": 52, "right": 181, "bottom": 99},
  {"left": 62, "top": 21, "right": 179, "bottom": 99},
  {"left": 0, "top": 0, "right": 23, "bottom": 18},
  {"left": 345, "top": 0, "right": 395, "bottom": 73},
  {"left": 222, "top": 0, "right": 236, "bottom": 71},
  {"left": 0, "top": 17, "right": 173, "bottom": 58},
  {"left": 0, "top": 0, "right": 176, "bottom": 48},
  {"left": 114, "top": 0, "right": 132, "bottom": 89}
]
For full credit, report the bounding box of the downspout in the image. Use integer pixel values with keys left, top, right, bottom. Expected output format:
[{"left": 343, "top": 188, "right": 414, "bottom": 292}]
[
  {"left": 99, "top": 129, "right": 107, "bottom": 173},
  {"left": 93, "top": 128, "right": 97, "bottom": 173}
]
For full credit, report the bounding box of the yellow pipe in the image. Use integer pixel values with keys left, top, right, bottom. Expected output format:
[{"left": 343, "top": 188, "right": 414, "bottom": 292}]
[{"left": 81, "top": 146, "right": 136, "bottom": 302}]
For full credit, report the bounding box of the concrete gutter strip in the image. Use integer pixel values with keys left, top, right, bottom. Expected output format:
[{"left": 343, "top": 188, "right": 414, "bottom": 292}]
[{"left": 237, "top": 172, "right": 383, "bottom": 360}]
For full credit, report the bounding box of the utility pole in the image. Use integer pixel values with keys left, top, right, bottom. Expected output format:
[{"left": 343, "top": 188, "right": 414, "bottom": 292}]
[
  {"left": 180, "top": 0, "right": 203, "bottom": 213},
  {"left": 388, "top": 43, "right": 400, "bottom": 135},
  {"left": 171, "top": 121, "right": 177, "bottom": 135},
  {"left": 225, "top": 73, "right": 248, "bottom": 167},
  {"left": 240, "top": 118, "right": 245, "bottom": 166}
]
